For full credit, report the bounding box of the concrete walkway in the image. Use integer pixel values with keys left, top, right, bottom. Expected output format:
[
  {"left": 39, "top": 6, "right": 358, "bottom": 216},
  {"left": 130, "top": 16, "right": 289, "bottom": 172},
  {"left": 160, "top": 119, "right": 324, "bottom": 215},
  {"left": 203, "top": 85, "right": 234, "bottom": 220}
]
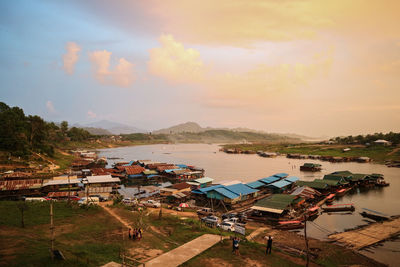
[{"left": 145, "top": 234, "right": 221, "bottom": 267}]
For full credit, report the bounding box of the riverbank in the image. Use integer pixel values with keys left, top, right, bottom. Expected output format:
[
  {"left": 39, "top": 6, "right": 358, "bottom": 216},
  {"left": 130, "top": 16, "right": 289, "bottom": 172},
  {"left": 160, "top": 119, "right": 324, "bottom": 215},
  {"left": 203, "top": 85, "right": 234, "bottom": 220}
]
[{"left": 222, "top": 143, "right": 400, "bottom": 163}]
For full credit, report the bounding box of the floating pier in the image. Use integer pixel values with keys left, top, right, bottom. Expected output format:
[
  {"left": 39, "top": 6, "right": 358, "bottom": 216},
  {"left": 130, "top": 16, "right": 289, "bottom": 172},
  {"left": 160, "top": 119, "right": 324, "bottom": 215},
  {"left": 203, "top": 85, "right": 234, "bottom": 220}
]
[{"left": 329, "top": 217, "right": 400, "bottom": 250}]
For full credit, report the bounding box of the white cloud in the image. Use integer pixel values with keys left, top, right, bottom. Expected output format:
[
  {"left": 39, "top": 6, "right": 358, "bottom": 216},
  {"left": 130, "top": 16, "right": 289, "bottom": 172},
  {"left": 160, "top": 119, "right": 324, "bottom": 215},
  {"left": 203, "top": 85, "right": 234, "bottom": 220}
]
[
  {"left": 148, "top": 34, "right": 205, "bottom": 83},
  {"left": 62, "top": 42, "right": 81, "bottom": 75},
  {"left": 87, "top": 110, "right": 97, "bottom": 118},
  {"left": 46, "top": 100, "right": 56, "bottom": 113},
  {"left": 88, "top": 50, "right": 135, "bottom": 87}
]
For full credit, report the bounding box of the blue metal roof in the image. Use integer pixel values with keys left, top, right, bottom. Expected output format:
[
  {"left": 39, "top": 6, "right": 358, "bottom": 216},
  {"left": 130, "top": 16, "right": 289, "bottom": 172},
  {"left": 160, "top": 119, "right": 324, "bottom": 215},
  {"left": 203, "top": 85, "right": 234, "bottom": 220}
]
[
  {"left": 213, "top": 187, "right": 240, "bottom": 199},
  {"left": 246, "top": 181, "right": 265, "bottom": 189},
  {"left": 164, "top": 168, "right": 183, "bottom": 173},
  {"left": 176, "top": 164, "right": 188, "bottom": 168},
  {"left": 273, "top": 173, "right": 289, "bottom": 178},
  {"left": 259, "top": 176, "right": 280, "bottom": 184},
  {"left": 123, "top": 160, "right": 136, "bottom": 166},
  {"left": 285, "top": 176, "right": 299, "bottom": 183},
  {"left": 192, "top": 185, "right": 224, "bottom": 194},
  {"left": 269, "top": 180, "right": 292, "bottom": 189},
  {"left": 225, "top": 183, "right": 258, "bottom": 196}
]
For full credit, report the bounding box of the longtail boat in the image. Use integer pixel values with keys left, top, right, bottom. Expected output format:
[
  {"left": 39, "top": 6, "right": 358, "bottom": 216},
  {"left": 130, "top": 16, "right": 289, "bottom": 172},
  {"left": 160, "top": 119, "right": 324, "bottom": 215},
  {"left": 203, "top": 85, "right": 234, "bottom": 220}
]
[
  {"left": 360, "top": 208, "right": 390, "bottom": 221},
  {"left": 325, "top": 193, "right": 335, "bottom": 204},
  {"left": 276, "top": 220, "right": 304, "bottom": 230},
  {"left": 322, "top": 203, "right": 355, "bottom": 212}
]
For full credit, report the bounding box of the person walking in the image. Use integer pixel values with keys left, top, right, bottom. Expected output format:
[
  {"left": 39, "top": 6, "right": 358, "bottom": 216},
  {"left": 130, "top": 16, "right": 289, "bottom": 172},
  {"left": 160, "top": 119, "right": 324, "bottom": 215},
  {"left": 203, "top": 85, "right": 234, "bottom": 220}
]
[
  {"left": 233, "top": 237, "right": 240, "bottom": 255},
  {"left": 266, "top": 236, "right": 273, "bottom": 255},
  {"left": 128, "top": 228, "right": 132, "bottom": 239}
]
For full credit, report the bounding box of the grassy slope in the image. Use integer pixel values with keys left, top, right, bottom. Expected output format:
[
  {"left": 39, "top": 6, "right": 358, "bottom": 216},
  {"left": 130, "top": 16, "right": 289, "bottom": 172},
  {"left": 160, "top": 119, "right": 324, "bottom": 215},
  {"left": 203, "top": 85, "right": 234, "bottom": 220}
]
[
  {"left": 0, "top": 201, "right": 122, "bottom": 267},
  {"left": 222, "top": 143, "right": 400, "bottom": 163}
]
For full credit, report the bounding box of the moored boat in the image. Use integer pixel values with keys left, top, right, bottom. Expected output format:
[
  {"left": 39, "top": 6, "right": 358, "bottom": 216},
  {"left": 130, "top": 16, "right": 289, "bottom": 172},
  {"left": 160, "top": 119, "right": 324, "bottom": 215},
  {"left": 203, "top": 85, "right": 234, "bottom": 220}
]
[
  {"left": 325, "top": 193, "right": 335, "bottom": 204},
  {"left": 300, "top": 163, "right": 322, "bottom": 172},
  {"left": 276, "top": 220, "right": 304, "bottom": 230},
  {"left": 360, "top": 208, "right": 390, "bottom": 221},
  {"left": 322, "top": 203, "right": 355, "bottom": 212}
]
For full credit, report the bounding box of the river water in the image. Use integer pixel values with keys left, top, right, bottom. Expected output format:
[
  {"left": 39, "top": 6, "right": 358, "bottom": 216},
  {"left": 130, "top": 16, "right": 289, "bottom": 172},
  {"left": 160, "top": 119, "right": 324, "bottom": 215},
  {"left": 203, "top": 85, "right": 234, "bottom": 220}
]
[{"left": 98, "top": 143, "right": 400, "bottom": 266}]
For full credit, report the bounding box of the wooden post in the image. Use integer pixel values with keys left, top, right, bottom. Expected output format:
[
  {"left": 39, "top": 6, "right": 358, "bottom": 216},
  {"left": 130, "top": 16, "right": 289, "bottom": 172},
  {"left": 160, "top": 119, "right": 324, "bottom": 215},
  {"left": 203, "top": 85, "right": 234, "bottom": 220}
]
[
  {"left": 67, "top": 174, "right": 71, "bottom": 205},
  {"left": 50, "top": 201, "right": 54, "bottom": 260},
  {"left": 304, "top": 214, "right": 309, "bottom": 267}
]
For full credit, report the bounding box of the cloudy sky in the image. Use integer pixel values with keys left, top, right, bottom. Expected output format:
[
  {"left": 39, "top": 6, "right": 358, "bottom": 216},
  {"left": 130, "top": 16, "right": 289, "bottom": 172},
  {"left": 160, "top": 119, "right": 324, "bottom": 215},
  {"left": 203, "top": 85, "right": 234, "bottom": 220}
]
[{"left": 1, "top": 0, "right": 399, "bottom": 136}]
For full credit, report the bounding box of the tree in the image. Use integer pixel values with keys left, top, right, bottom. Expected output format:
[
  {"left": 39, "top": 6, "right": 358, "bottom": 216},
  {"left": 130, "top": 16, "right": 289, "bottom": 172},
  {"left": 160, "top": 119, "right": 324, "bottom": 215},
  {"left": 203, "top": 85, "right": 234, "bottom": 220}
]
[{"left": 60, "top": 121, "right": 68, "bottom": 136}]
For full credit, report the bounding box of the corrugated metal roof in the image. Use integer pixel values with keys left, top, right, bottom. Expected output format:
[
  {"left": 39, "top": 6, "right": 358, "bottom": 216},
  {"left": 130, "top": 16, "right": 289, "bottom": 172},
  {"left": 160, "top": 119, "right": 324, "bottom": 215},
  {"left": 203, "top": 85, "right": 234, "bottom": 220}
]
[
  {"left": 82, "top": 175, "right": 120, "bottom": 184},
  {"left": 194, "top": 177, "right": 214, "bottom": 184},
  {"left": 225, "top": 183, "right": 258, "bottom": 195},
  {"left": 252, "top": 194, "right": 296, "bottom": 211},
  {"left": 246, "top": 181, "right": 265, "bottom": 189},
  {"left": 296, "top": 180, "right": 328, "bottom": 189},
  {"left": 213, "top": 187, "right": 239, "bottom": 199},
  {"left": 192, "top": 184, "right": 224, "bottom": 194},
  {"left": 285, "top": 176, "right": 299, "bottom": 183},
  {"left": 43, "top": 179, "right": 81, "bottom": 187},
  {"left": 259, "top": 176, "right": 280, "bottom": 184},
  {"left": 273, "top": 173, "right": 289, "bottom": 178},
  {"left": 269, "top": 180, "right": 292, "bottom": 189}
]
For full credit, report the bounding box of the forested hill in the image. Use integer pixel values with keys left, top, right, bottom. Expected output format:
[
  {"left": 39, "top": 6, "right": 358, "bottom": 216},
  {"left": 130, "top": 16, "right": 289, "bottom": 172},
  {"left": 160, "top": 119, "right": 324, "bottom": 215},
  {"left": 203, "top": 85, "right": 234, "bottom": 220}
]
[{"left": 0, "top": 102, "right": 92, "bottom": 157}]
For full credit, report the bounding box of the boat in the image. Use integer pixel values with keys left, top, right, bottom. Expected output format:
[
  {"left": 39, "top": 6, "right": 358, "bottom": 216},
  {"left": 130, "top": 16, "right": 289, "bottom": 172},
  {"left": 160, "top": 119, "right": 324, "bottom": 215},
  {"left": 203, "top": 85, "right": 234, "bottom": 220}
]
[
  {"left": 276, "top": 220, "right": 304, "bottom": 230},
  {"left": 306, "top": 206, "right": 320, "bottom": 220},
  {"left": 360, "top": 208, "right": 390, "bottom": 221},
  {"left": 300, "top": 163, "right": 322, "bottom": 172},
  {"left": 325, "top": 193, "right": 335, "bottom": 204},
  {"left": 336, "top": 188, "right": 347, "bottom": 197},
  {"left": 322, "top": 204, "right": 355, "bottom": 212}
]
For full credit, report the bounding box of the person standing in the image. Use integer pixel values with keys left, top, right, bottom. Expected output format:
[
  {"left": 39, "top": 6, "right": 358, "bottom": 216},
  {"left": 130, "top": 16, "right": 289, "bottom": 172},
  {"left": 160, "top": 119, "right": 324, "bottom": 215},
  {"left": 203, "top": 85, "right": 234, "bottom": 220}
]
[
  {"left": 266, "top": 236, "right": 273, "bottom": 255},
  {"left": 234, "top": 237, "right": 240, "bottom": 255},
  {"left": 128, "top": 228, "right": 132, "bottom": 239}
]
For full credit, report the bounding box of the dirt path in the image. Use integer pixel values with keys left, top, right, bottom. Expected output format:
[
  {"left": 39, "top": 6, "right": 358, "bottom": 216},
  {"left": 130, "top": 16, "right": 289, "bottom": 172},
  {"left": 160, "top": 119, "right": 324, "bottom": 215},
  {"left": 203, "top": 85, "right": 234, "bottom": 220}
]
[
  {"left": 246, "top": 227, "right": 269, "bottom": 241},
  {"left": 387, "top": 146, "right": 400, "bottom": 156},
  {"left": 145, "top": 234, "right": 221, "bottom": 267},
  {"left": 99, "top": 203, "right": 131, "bottom": 229}
]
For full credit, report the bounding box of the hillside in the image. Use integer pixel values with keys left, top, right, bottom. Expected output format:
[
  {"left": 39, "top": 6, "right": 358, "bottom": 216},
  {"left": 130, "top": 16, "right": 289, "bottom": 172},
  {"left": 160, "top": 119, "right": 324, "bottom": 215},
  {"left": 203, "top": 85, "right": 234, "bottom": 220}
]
[
  {"left": 153, "top": 122, "right": 204, "bottom": 134},
  {"left": 79, "top": 120, "right": 147, "bottom": 135}
]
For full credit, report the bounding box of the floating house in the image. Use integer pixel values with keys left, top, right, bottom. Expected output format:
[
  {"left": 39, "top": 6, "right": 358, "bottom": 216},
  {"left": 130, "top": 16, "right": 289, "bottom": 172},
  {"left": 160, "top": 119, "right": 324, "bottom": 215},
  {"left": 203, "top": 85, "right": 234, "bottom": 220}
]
[
  {"left": 300, "top": 163, "right": 322, "bottom": 172},
  {"left": 250, "top": 194, "right": 301, "bottom": 216}
]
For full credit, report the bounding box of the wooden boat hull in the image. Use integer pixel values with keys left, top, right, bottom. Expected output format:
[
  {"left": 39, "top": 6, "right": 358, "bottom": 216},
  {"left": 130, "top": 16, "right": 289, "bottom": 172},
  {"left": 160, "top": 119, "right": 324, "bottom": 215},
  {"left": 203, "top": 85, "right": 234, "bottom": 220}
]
[
  {"left": 322, "top": 206, "right": 355, "bottom": 212},
  {"left": 360, "top": 212, "right": 389, "bottom": 221}
]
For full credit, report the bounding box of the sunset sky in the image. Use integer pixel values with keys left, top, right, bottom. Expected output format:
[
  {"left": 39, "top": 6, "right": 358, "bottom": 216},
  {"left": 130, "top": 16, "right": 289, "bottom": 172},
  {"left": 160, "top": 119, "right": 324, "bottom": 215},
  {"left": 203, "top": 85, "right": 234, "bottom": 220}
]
[{"left": 1, "top": 0, "right": 399, "bottom": 136}]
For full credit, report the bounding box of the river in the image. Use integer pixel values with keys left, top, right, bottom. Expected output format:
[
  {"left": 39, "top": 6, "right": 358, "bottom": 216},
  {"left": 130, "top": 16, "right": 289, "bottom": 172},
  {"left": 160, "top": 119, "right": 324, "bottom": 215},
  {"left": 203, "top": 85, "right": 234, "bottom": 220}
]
[{"left": 98, "top": 143, "right": 400, "bottom": 266}]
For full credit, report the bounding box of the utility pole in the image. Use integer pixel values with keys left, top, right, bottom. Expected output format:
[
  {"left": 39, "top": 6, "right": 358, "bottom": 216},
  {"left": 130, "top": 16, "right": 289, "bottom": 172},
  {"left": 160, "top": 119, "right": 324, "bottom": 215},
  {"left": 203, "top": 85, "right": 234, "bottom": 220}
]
[
  {"left": 67, "top": 173, "right": 71, "bottom": 205},
  {"left": 50, "top": 201, "right": 54, "bottom": 260},
  {"left": 304, "top": 214, "right": 309, "bottom": 267}
]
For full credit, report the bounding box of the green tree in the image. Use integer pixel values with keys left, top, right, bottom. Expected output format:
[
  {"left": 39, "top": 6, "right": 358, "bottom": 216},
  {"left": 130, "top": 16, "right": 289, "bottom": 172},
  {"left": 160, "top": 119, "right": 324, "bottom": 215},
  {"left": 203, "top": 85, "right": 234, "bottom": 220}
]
[{"left": 60, "top": 121, "right": 68, "bottom": 136}]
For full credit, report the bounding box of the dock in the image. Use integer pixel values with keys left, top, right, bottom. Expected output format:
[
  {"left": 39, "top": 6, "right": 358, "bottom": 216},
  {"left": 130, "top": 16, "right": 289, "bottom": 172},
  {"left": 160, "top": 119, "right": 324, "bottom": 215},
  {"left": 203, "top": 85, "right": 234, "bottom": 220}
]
[{"left": 329, "top": 217, "right": 400, "bottom": 250}]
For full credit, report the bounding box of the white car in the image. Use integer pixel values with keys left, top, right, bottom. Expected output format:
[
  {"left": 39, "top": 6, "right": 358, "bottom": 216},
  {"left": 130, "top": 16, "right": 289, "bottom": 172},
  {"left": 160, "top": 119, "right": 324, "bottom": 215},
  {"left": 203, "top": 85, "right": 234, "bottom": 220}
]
[
  {"left": 141, "top": 200, "right": 161, "bottom": 208},
  {"left": 218, "top": 221, "right": 235, "bottom": 232}
]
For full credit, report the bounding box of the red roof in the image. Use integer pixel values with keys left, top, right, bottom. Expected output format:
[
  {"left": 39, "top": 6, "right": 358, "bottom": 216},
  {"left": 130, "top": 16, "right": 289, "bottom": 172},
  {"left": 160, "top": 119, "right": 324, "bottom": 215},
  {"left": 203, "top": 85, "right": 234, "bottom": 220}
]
[
  {"left": 0, "top": 179, "right": 42, "bottom": 190},
  {"left": 125, "top": 166, "right": 145, "bottom": 175},
  {"left": 172, "top": 182, "right": 191, "bottom": 190},
  {"left": 156, "top": 165, "right": 177, "bottom": 171}
]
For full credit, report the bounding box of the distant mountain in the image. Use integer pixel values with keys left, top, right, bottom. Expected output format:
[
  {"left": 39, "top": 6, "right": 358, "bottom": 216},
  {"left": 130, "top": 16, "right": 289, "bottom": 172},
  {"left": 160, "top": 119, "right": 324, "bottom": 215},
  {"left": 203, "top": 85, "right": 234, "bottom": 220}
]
[
  {"left": 82, "top": 127, "right": 112, "bottom": 135},
  {"left": 153, "top": 121, "right": 317, "bottom": 141},
  {"left": 153, "top": 122, "right": 204, "bottom": 134},
  {"left": 75, "top": 120, "right": 147, "bottom": 135}
]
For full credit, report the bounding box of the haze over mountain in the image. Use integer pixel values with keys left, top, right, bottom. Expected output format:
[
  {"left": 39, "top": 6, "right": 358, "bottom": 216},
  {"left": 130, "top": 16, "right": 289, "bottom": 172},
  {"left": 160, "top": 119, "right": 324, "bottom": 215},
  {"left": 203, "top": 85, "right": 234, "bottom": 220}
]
[
  {"left": 152, "top": 121, "right": 321, "bottom": 140},
  {"left": 75, "top": 120, "right": 147, "bottom": 135}
]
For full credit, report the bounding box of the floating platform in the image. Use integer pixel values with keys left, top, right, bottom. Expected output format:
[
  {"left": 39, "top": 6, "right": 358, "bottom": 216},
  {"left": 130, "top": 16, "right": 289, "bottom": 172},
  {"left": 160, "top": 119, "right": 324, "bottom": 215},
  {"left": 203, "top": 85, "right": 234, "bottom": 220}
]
[{"left": 329, "top": 217, "right": 400, "bottom": 250}]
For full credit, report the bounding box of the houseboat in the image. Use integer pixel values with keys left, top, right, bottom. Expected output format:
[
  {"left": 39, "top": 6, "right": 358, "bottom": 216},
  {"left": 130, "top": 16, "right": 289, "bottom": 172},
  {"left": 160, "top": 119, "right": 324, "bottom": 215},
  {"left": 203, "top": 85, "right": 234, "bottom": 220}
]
[{"left": 300, "top": 163, "right": 322, "bottom": 172}]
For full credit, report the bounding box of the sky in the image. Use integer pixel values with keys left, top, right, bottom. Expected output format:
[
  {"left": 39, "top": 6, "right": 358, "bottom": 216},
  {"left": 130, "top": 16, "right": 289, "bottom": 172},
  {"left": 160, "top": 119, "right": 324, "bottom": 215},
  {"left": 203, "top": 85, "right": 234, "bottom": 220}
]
[{"left": 0, "top": 0, "right": 399, "bottom": 137}]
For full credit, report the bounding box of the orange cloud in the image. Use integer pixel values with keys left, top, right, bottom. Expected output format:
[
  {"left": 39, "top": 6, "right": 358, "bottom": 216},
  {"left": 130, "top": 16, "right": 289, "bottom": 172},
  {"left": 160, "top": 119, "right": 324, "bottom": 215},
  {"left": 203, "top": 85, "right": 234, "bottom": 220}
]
[
  {"left": 148, "top": 34, "right": 205, "bottom": 83},
  {"left": 62, "top": 42, "right": 81, "bottom": 75},
  {"left": 88, "top": 50, "right": 135, "bottom": 87},
  {"left": 145, "top": 0, "right": 400, "bottom": 46}
]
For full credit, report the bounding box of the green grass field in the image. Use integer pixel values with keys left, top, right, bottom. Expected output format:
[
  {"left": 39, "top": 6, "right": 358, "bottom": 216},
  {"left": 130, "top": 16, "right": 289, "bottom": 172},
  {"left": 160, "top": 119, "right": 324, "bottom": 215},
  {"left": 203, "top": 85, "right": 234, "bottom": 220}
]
[{"left": 222, "top": 143, "right": 399, "bottom": 163}]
